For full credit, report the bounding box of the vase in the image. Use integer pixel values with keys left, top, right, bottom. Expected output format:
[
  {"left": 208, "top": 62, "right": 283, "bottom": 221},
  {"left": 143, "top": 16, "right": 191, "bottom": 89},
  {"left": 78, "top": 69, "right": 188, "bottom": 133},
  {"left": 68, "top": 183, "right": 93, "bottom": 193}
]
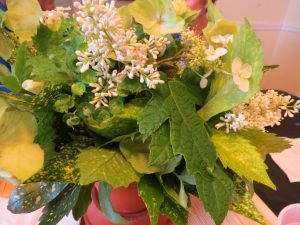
[{"left": 81, "top": 183, "right": 173, "bottom": 225}]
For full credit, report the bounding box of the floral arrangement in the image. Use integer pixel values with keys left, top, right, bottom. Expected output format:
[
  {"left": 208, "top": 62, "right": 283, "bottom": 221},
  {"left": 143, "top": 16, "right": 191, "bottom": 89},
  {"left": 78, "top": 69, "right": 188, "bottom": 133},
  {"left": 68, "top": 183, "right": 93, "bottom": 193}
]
[{"left": 0, "top": 0, "right": 299, "bottom": 225}]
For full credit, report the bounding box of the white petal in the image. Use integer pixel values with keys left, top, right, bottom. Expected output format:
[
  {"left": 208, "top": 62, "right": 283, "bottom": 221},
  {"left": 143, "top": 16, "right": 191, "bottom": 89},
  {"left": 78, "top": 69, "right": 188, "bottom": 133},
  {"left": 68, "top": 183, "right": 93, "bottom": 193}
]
[
  {"left": 238, "top": 79, "right": 250, "bottom": 92},
  {"left": 241, "top": 63, "right": 252, "bottom": 79},
  {"left": 200, "top": 78, "right": 208, "bottom": 88},
  {"left": 214, "top": 47, "right": 228, "bottom": 58},
  {"left": 232, "top": 57, "right": 242, "bottom": 75}
]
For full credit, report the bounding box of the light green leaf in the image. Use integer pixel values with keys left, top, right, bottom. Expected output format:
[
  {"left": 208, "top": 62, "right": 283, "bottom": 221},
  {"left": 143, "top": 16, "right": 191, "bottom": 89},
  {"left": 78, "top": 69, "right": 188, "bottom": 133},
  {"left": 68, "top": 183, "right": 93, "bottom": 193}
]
[
  {"left": 99, "top": 181, "right": 128, "bottom": 225},
  {"left": 14, "top": 44, "right": 28, "bottom": 83},
  {"left": 207, "top": 0, "right": 223, "bottom": 23},
  {"left": 199, "top": 20, "right": 264, "bottom": 121},
  {"left": 39, "top": 184, "right": 81, "bottom": 225},
  {"left": 238, "top": 129, "right": 291, "bottom": 158},
  {"left": 78, "top": 147, "right": 140, "bottom": 187},
  {"left": 195, "top": 165, "right": 234, "bottom": 225},
  {"left": 120, "top": 137, "right": 160, "bottom": 174},
  {"left": 0, "top": 98, "right": 44, "bottom": 183},
  {"left": 211, "top": 132, "right": 275, "bottom": 189},
  {"left": 160, "top": 197, "right": 188, "bottom": 225},
  {"left": 0, "top": 74, "right": 22, "bottom": 93},
  {"left": 118, "top": 6, "right": 133, "bottom": 28},
  {"left": 138, "top": 176, "right": 164, "bottom": 225},
  {"left": 72, "top": 184, "right": 94, "bottom": 221},
  {"left": 8, "top": 183, "right": 67, "bottom": 213},
  {"left": 166, "top": 81, "right": 216, "bottom": 174},
  {"left": 128, "top": 0, "right": 185, "bottom": 37}
]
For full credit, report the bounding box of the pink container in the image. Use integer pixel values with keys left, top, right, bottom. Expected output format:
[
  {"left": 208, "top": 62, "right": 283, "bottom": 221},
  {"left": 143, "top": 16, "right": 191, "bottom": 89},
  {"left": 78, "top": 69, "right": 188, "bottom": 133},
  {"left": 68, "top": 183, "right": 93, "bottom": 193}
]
[{"left": 278, "top": 204, "right": 300, "bottom": 225}]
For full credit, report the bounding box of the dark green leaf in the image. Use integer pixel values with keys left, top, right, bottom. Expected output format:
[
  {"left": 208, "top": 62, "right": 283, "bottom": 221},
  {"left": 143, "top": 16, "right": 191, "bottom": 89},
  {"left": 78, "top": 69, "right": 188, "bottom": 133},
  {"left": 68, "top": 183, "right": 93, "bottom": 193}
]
[
  {"left": 8, "top": 182, "right": 67, "bottom": 213},
  {"left": 72, "top": 184, "right": 94, "bottom": 221},
  {"left": 195, "top": 166, "right": 234, "bottom": 225},
  {"left": 160, "top": 197, "right": 188, "bottom": 225},
  {"left": 99, "top": 181, "right": 128, "bottom": 224},
  {"left": 138, "top": 176, "right": 164, "bottom": 225},
  {"left": 39, "top": 184, "right": 81, "bottom": 225},
  {"left": 118, "top": 77, "right": 148, "bottom": 97}
]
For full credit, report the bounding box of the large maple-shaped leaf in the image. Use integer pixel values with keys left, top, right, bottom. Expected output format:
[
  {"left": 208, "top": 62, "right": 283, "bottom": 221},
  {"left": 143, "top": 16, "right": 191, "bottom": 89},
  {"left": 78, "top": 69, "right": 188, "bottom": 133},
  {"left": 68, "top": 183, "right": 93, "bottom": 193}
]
[
  {"left": 211, "top": 132, "right": 275, "bottom": 189},
  {"left": 77, "top": 147, "right": 140, "bottom": 187},
  {"left": 195, "top": 165, "right": 233, "bottom": 225},
  {"left": 199, "top": 20, "right": 264, "bottom": 121}
]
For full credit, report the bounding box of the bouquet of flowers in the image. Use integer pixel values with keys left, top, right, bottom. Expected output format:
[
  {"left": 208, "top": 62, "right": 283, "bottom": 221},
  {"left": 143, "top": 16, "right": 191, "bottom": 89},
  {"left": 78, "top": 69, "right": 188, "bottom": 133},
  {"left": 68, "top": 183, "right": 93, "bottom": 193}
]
[{"left": 0, "top": 0, "right": 299, "bottom": 225}]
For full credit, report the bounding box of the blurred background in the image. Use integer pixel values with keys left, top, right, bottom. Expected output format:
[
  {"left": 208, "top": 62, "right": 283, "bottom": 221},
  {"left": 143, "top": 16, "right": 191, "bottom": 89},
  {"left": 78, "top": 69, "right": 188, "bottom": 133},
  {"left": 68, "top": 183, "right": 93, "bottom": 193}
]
[{"left": 55, "top": 0, "right": 300, "bottom": 97}]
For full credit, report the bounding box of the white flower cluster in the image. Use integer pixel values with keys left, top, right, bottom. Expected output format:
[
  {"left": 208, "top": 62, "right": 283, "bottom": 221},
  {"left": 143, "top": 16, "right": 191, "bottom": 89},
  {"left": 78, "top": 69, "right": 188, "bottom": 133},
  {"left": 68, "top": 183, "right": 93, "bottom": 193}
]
[
  {"left": 40, "top": 7, "right": 71, "bottom": 31},
  {"left": 74, "top": 0, "right": 169, "bottom": 108},
  {"left": 216, "top": 90, "right": 300, "bottom": 132}
]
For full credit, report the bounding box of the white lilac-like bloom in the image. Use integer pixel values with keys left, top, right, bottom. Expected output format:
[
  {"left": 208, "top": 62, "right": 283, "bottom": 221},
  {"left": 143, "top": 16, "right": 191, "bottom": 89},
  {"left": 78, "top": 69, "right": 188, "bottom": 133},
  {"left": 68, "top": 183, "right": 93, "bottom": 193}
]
[
  {"left": 205, "top": 45, "right": 228, "bottom": 61},
  {"left": 215, "top": 113, "right": 248, "bottom": 133},
  {"left": 40, "top": 7, "right": 70, "bottom": 31},
  {"left": 211, "top": 34, "right": 233, "bottom": 48},
  {"left": 74, "top": 0, "right": 169, "bottom": 108},
  {"left": 231, "top": 57, "right": 252, "bottom": 92}
]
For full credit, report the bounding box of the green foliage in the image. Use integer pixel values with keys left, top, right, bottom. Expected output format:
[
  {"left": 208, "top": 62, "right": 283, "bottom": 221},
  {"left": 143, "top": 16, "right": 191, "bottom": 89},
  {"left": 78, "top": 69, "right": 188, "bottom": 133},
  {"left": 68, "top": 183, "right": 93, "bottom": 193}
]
[
  {"left": 77, "top": 147, "right": 140, "bottom": 187},
  {"left": 117, "top": 77, "right": 148, "bottom": 97},
  {"left": 71, "top": 82, "right": 86, "bottom": 96},
  {"left": 138, "top": 176, "right": 164, "bottom": 225},
  {"left": 8, "top": 182, "right": 67, "bottom": 213},
  {"left": 54, "top": 94, "right": 75, "bottom": 113},
  {"left": 195, "top": 165, "right": 234, "bottom": 225},
  {"left": 207, "top": 0, "right": 223, "bottom": 23},
  {"left": 230, "top": 178, "right": 265, "bottom": 225},
  {"left": 211, "top": 132, "right": 275, "bottom": 189},
  {"left": 0, "top": 10, "right": 6, "bottom": 27},
  {"left": 39, "top": 184, "right": 81, "bottom": 225},
  {"left": 0, "top": 31, "right": 13, "bottom": 60},
  {"left": 238, "top": 129, "right": 291, "bottom": 157},
  {"left": 99, "top": 181, "right": 128, "bottom": 224},
  {"left": 13, "top": 44, "right": 28, "bottom": 83},
  {"left": 72, "top": 184, "right": 94, "bottom": 221},
  {"left": 199, "top": 20, "right": 264, "bottom": 121},
  {"left": 160, "top": 197, "right": 188, "bottom": 225}
]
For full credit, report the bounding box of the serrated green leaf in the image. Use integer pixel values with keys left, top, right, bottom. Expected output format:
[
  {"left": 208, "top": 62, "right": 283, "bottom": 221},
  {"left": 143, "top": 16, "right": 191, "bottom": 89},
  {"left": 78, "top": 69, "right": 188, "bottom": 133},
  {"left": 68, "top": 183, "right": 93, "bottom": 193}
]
[
  {"left": 26, "top": 144, "right": 81, "bottom": 184},
  {"left": 199, "top": 20, "right": 264, "bottom": 121},
  {"left": 160, "top": 197, "right": 188, "bottom": 225},
  {"left": 78, "top": 147, "right": 140, "bottom": 187},
  {"left": 99, "top": 181, "right": 128, "bottom": 225},
  {"left": 211, "top": 132, "right": 275, "bottom": 189},
  {"left": 149, "top": 123, "right": 174, "bottom": 166},
  {"left": 166, "top": 81, "right": 216, "bottom": 174},
  {"left": 120, "top": 137, "right": 160, "bottom": 174},
  {"left": 207, "top": 0, "right": 223, "bottom": 23},
  {"left": 72, "top": 183, "right": 93, "bottom": 221},
  {"left": 39, "top": 184, "right": 81, "bottom": 225},
  {"left": 238, "top": 129, "right": 291, "bottom": 158},
  {"left": 86, "top": 99, "right": 145, "bottom": 139},
  {"left": 8, "top": 182, "right": 67, "bottom": 213},
  {"left": 14, "top": 44, "right": 27, "bottom": 83},
  {"left": 118, "top": 77, "right": 148, "bottom": 97},
  {"left": 138, "top": 176, "right": 164, "bottom": 225},
  {"left": 195, "top": 165, "right": 234, "bottom": 225},
  {"left": 230, "top": 178, "right": 265, "bottom": 225}
]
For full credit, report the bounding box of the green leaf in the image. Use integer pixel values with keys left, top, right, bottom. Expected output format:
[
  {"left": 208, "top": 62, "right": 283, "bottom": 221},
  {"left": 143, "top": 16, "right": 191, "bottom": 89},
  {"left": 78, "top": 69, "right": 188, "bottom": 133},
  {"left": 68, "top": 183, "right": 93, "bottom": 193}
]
[
  {"left": 25, "top": 143, "right": 81, "bottom": 184},
  {"left": 160, "top": 197, "right": 188, "bottom": 225},
  {"left": 117, "top": 77, "right": 148, "bottom": 97},
  {"left": 0, "top": 74, "right": 22, "bottom": 93},
  {"left": 0, "top": 10, "right": 6, "bottom": 27},
  {"left": 211, "top": 132, "right": 275, "bottom": 189},
  {"left": 199, "top": 20, "right": 264, "bottom": 121},
  {"left": 39, "top": 184, "right": 81, "bottom": 225},
  {"left": 72, "top": 184, "right": 94, "bottom": 221},
  {"left": 14, "top": 44, "right": 28, "bottom": 83},
  {"left": 230, "top": 178, "right": 265, "bottom": 225},
  {"left": 71, "top": 82, "right": 86, "bottom": 96},
  {"left": 86, "top": 99, "right": 145, "bottom": 139},
  {"left": 207, "top": 0, "right": 223, "bottom": 23},
  {"left": 0, "top": 32, "right": 13, "bottom": 60},
  {"left": 166, "top": 81, "right": 216, "bottom": 174},
  {"left": 77, "top": 147, "right": 140, "bottom": 187},
  {"left": 149, "top": 123, "right": 174, "bottom": 166},
  {"left": 54, "top": 94, "right": 75, "bottom": 113},
  {"left": 8, "top": 182, "right": 67, "bottom": 213},
  {"left": 238, "top": 129, "right": 291, "bottom": 158},
  {"left": 120, "top": 137, "right": 160, "bottom": 174},
  {"left": 99, "top": 181, "right": 128, "bottom": 225},
  {"left": 263, "top": 64, "right": 279, "bottom": 73},
  {"left": 195, "top": 165, "right": 234, "bottom": 225},
  {"left": 138, "top": 176, "right": 164, "bottom": 225},
  {"left": 137, "top": 84, "right": 169, "bottom": 141}
]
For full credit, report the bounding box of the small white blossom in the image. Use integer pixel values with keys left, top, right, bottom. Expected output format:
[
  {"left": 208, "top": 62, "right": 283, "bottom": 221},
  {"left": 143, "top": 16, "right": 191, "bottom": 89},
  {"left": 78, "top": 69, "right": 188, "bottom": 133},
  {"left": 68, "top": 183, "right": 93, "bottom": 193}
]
[
  {"left": 40, "top": 7, "right": 70, "bottom": 31},
  {"left": 205, "top": 45, "right": 228, "bottom": 61},
  {"left": 199, "top": 70, "right": 213, "bottom": 89},
  {"left": 215, "top": 113, "right": 248, "bottom": 133},
  {"left": 211, "top": 34, "right": 233, "bottom": 48},
  {"left": 231, "top": 57, "right": 252, "bottom": 92}
]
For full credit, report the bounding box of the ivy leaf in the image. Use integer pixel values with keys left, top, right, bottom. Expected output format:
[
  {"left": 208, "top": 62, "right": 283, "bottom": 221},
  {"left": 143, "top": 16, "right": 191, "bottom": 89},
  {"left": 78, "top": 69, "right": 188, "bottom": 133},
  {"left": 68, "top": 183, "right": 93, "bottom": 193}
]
[
  {"left": 195, "top": 165, "right": 234, "bottom": 225},
  {"left": 138, "top": 176, "right": 164, "bottom": 225},
  {"left": 25, "top": 144, "right": 81, "bottom": 184},
  {"left": 149, "top": 123, "right": 174, "bottom": 166},
  {"left": 238, "top": 129, "right": 291, "bottom": 158},
  {"left": 39, "top": 184, "right": 81, "bottom": 225},
  {"left": 211, "top": 132, "right": 275, "bottom": 189},
  {"left": 230, "top": 178, "right": 265, "bottom": 225},
  {"left": 160, "top": 196, "right": 188, "bottom": 225},
  {"left": 207, "top": 0, "right": 223, "bottom": 23},
  {"left": 77, "top": 147, "right": 140, "bottom": 187},
  {"left": 72, "top": 183, "right": 94, "bottom": 221},
  {"left": 166, "top": 81, "right": 216, "bottom": 174},
  {"left": 8, "top": 182, "right": 66, "bottom": 213},
  {"left": 99, "top": 181, "right": 128, "bottom": 225},
  {"left": 199, "top": 20, "right": 264, "bottom": 121}
]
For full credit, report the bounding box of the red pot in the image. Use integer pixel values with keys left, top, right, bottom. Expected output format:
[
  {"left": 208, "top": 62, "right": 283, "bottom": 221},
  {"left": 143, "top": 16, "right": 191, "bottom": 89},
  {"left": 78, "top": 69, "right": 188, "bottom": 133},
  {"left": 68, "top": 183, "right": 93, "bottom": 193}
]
[{"left": 81, "top": 183, "right": 173, "bottom": 225}]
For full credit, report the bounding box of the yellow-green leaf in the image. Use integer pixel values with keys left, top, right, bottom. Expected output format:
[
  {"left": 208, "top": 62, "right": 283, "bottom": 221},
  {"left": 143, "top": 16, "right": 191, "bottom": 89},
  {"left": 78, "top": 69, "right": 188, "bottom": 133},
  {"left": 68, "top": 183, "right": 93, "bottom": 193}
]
[{"left": 211, "top": 132, "right": 275, "bottom": 189}]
